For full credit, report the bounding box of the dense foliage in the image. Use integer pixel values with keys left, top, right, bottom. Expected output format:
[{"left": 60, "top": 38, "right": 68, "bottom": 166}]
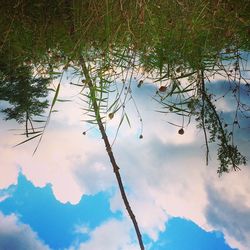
[{"left": 1, "top": 0, "right": 250, "bottom": 173}]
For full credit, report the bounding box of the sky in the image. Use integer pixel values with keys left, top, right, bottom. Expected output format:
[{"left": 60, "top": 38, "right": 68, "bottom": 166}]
[{"left": 0, "top": 68, "right": 250, "bottom": 250}]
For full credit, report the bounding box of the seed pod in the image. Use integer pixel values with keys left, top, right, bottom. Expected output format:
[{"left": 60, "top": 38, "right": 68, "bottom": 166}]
[
  {"left": 178, "top": 128, "right": 184, "bottom": 135},
  {"left": 108, "top": 113, "right": 114, "bottom": 119},
  {"left": 137, "top": 80, "right": 143, "bottom": 88},
  {"left": 139, "top": 134, "right": 143, "bottom": 139},
  {"left": 159, "top": 86, "right": 167, "bottom": 92}
]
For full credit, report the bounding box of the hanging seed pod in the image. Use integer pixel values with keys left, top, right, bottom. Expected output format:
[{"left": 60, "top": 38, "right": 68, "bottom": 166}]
[
  {"left": 178, "top": 128, "right": 184, "bottom": 135},
  {"left": 137, "top": 80, "right": 143, "bottom": 88},
  {"left": 108, "top": 113, "right": 114, "bottom": 119},
  {"left": 82, "top": 131, "right": 86, "bottom": 135},
  {"left": 176, "top": 66, "right": 181, "bottom": 73},
  {"left": 159, "top": 86, "right": 167, "bottom": 92},
  {"left": 139, "top": 134, "right": 143, "bottom": 139}
]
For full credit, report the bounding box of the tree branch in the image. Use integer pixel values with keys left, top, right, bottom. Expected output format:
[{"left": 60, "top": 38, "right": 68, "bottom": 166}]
[
  {"left": 80, "top": 57, "right": 145, "bottom": 250},
  {"left": 199, "top": 70, "right": 209, "bottom": 165}
]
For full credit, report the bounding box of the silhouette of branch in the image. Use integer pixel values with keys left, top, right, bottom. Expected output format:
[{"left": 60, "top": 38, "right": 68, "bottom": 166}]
[
  {"left": 80, "top": 56, "right": 145, "bottom": 250},
  {"left": 199, "top": 70, "right": 243, "bottom": 173},
  {"left": 199, "top": 70, "right": 209, "bottom": 165}
]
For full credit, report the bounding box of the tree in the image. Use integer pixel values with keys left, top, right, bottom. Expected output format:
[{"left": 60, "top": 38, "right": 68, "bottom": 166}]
[{"left": 0, "top": 61, "right": 50, "bottom": 136}]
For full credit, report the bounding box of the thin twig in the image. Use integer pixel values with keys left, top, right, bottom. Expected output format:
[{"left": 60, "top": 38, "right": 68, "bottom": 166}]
[
  {"left": 200, "top": 70, "right": 209, "bottom": 165},
  {"left": 80, "top": 56, "right": 145, "bottom": 250}
]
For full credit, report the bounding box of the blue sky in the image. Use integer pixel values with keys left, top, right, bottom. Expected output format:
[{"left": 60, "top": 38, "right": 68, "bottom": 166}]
[
  {"left": 0, "top": 173, "right": 120, "bottom": 249},
  {"left": 0, "top": 172, "right": 236, "bottom": 250},
  {"left": 0, "top": 70, "right": 250, "bottom": 250}
]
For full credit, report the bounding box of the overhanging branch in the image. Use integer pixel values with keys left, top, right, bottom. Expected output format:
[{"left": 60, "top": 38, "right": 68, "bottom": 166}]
[{"left": 80, "top": 56, "right": 145, "bottom": 250}]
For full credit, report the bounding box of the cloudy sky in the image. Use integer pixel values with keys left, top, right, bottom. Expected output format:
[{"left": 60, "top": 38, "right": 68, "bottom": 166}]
[{"left": 0, "top": 69, "right": 250, "bottom": 250}]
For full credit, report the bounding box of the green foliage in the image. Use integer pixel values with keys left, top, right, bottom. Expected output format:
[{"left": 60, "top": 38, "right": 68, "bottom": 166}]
[
  {"left": 1, "top": 0, "right": 250, "bottom": 65},
  {"left": 195, "top": 92, "right": 246, "bottom": 174},
  {"left": 0, "top": 62, "right": 49, "bottom": 124},
  {"left": 155, "top": 62, "right": 249, "bottom": 174},
  {"left": 0, "top": 0, "right": 249, "bottom": 173}
]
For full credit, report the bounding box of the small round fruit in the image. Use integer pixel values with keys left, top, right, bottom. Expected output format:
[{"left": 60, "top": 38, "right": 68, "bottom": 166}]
[
  {"left": 159, "top": 86, "right": 167, "bottom": 92},
  {"left": 108, "top": 113, "right": 114, "bottom": 119},
  {"left": 178, "top": 128, "right": 184, "bottom": 135}
]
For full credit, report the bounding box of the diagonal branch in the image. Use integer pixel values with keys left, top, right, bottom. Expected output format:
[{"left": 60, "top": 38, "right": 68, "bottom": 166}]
[
  {"left": 80, "top": 57, "right": 145, "bottom": 250},
  {"left": 199, "top": 70, "right": 209, "bottom": 165}
]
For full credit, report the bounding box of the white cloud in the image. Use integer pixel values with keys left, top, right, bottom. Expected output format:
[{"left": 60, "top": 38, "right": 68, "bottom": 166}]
[
  {"left": 109, "top": 135, "right": 210, "bottom": 238},
  {"left": 204, "top": 170, "right": 250, "bottom": 250},
  {"left": 74, "top": 223, "right": 90, "bottom": 235},
  {"left": 73, "top": 219, "right": 138, "bottom": 250},
  {"left": 110, "top": 188, "right": 168, "bottom": 241},
  {"left": 1, "top": 79, "right": 250, "bottom": 250},
  {"left": 0, "top": 130, "right": 19, "bottom": 189},
  {"left": 0, "top": 117, "right": 113, "bottom": 204},
  {"left": 0, "top": 212, "right": 50, "bottom": 250},
  {"left": 0, "top": 187, "right": 14, "bottom": 202},
  {"left": 107, "top": 94, "right": 250, "bottom": 249},
  {"left": 0, "top": 194, "right": 10, "bottom": 202}
]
